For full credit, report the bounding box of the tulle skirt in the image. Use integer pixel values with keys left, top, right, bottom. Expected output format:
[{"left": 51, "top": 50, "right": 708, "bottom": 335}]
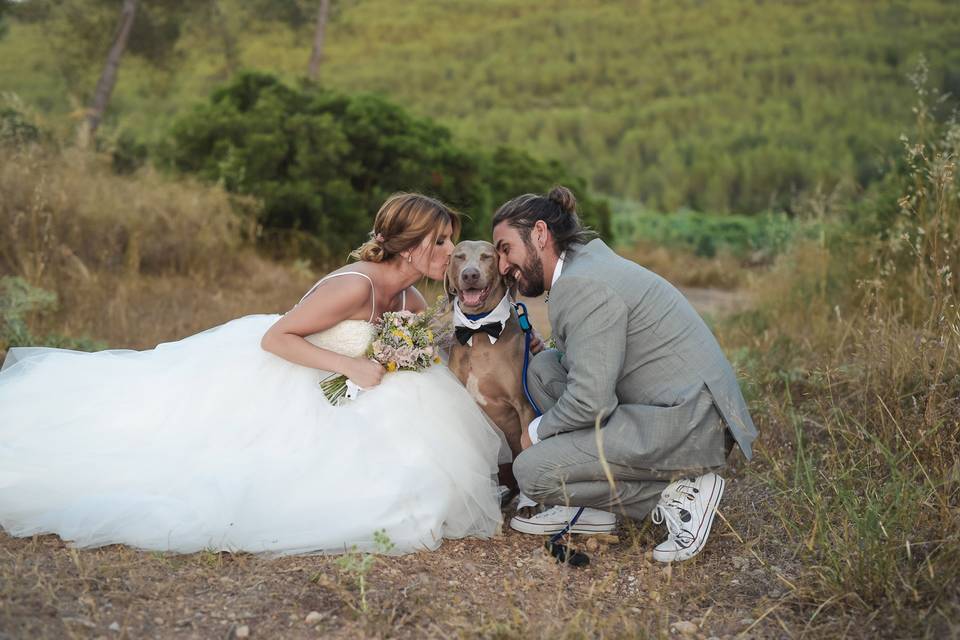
[{"left": 0, "top": 315, "right": 502, "bottom": 555}]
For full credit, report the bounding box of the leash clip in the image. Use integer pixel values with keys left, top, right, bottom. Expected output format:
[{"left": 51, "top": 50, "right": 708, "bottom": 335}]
[{"left": 514, "top": 301, "right": 533, "bottom": 334}]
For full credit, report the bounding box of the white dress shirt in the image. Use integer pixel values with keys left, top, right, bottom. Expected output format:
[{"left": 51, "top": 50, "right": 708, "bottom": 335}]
[{"left": 527, "top": 250, "right": 565, "bottom": 445}]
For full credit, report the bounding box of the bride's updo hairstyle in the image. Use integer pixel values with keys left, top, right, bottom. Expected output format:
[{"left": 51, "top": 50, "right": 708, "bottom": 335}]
[
  {"left": 351, "top": 193, "right": 461, "bottom": 263},
  {"left": 491, "top": 185, "right": 597, "bottom": 253}
]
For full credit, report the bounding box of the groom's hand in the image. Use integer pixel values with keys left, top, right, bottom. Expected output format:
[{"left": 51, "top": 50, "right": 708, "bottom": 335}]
[
  {"left": 521, "top": 429, "right": 533, "bottom": 450},
  {"left": 529, "top": 331, "right": 545, "bottom": 355}
]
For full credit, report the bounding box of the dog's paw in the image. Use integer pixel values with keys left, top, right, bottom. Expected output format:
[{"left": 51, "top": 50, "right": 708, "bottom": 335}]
[{"left": 515, "top": 504, "right": 541, "bottom": 519}]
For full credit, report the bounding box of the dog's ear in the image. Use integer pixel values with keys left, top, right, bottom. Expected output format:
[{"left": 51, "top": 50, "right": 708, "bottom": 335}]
[
  {"left": 443, "top": 265, "right": 457, "bottom": 304},
  {"left": 503, "top": 271, "right": 519, "bottom": 302}
]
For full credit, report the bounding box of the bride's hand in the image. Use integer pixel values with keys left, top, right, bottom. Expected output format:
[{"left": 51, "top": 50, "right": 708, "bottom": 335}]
[{"left": 348, "top": 358, "right": 386, "bottom": 388}]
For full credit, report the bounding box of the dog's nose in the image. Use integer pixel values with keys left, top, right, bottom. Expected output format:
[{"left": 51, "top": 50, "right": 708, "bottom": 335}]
[{"left": 460, "top": 267, "right": 481, "bottom": 287}]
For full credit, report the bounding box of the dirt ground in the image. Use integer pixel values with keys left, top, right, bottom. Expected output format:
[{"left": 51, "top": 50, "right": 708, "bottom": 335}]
[
  {"left": 1, "top": 289, "right": 848, "bottom": 640},
  {"left": 2, "top": 470, "right": 830, "bottom": 640}
]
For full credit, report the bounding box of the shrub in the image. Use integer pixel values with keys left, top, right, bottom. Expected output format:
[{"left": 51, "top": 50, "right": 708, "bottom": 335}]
[
  {"left": 168, "top": 72, "right": 610, "bottom": 260},
  {"left": 0, "top": 276, "right": 104, "bottom": 355},
  {"left": 612, "top": 202, "right": 807, "bottom": 261},
  {"left": 0, "top": 106, "right": 41, "bottom": 147}
]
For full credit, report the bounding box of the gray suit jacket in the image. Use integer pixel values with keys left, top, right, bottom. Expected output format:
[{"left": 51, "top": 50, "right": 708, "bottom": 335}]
[{"left": 540, "top": 239, "right": 758, "bottom": 463}]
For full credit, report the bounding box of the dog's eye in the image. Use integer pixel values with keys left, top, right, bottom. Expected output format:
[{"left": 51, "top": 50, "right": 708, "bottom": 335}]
[
  {"left": 480, "top": 254, "right": 493, "bottom": 261},
  {"left": 453, "top": 254, "right": 466, "bottom": 261}
]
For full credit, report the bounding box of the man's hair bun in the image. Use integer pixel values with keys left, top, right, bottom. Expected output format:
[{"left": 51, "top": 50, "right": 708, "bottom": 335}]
[{"left": 547, "top": 185, "right": 577, "bottom": 214}]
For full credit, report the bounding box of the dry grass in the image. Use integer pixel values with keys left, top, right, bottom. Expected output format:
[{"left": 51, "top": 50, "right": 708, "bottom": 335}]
[
  {"left": 0, "top": 145, "right": 316, "bottom": 354},
  {"left": 715, "top": 93, "right": 960, "bottom": 636},
  {"left": 619, "top": 240, "right": 745, "bottom": 290}
]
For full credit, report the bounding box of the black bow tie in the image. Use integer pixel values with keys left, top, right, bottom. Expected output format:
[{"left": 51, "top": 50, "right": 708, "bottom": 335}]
[{"left": 455, "top": 322, "right": 503, "bottom": 345}]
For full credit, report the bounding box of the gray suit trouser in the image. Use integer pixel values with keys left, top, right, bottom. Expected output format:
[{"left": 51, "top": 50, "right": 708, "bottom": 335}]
[{"left": 513, "top": 354, "right": 726, "bottom": 521}]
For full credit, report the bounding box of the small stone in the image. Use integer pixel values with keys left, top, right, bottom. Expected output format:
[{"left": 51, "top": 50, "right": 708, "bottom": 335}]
[
  {"left": 305, "top": 611, "right": 323, "bottom": 624},
  {"left": 740, "top": 618, "right": 756, "bottom": 626},
  {"left": 585, "top": 537, "right": 599, "bottom": 552},
  {"left": 153, "top": 617, "right": 164, "bottom": 625},
  {"left": 235, "top": 624, "right": 250, "bottom": 638},
  {"left": 108, "top": 622, "right": 120, "bottom": 632},
  {"left": 672, "top": 620, "right": 698, "bottom": 636}
]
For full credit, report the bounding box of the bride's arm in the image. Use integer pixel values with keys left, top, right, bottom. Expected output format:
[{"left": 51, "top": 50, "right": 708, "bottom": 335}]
[{"left": 260, "top": 278, "right": 385, "bottom": 387}]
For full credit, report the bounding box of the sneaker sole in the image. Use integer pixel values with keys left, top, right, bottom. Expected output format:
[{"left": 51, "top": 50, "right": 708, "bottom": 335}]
[
  {"left": 653, "top": 475, "right": 725, "bottom": 563},
  {"left": 509, "top": 517, "right": 616, "bottom": 536}
]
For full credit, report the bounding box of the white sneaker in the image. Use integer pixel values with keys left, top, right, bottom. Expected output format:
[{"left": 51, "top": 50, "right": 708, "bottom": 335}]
[
  {"left": 510, "top": 505, "right": 616, "bottom": 535},
  {"left": 650, "top": 473, "right": 725, "bottom": 562}
]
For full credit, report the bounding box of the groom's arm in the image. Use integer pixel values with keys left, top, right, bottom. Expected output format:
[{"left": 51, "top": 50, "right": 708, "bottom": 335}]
[{"left": 535, "top": 277, "right": 628, "bottom": 441}]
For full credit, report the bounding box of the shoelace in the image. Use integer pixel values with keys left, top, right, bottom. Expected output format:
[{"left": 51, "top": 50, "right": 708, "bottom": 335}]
[
  {"left": 651, "top": 479, "right": 699, "bottom": 547},
  {"left": 537, "top": 505, "right": 573, "bottom": 519},
  {"left": 651, "top": 503, "right": 696, "bottom": 547}
]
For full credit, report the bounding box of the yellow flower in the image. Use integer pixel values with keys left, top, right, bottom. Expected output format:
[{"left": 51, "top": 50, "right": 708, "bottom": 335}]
[
  {"left": 433, "top": 356, "right": 441, "bottom": 364},
  {"left": 386, "top": 361, "right": 398, "bottom": 372},
  {"left": 426, "top": 329, "right": 434, "bottom": 343}
]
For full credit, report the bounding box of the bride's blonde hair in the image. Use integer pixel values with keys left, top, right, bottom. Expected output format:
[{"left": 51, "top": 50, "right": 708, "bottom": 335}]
[{"left": 351, "top": 193, "right": 461, "bottom": 263}]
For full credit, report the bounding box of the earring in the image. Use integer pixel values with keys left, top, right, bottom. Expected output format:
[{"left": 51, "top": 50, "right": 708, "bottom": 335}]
[{"left": 407, "top": 254, "right": 412, "bottom": 263}]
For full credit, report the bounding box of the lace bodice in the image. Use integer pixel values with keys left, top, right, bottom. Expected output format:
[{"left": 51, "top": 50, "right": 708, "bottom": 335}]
[
  {"left": 295, "top": 270, "right": 407, "bottom": 359},
  {"left": 304, "top": 320, "right": 377, "bottom": 359}
]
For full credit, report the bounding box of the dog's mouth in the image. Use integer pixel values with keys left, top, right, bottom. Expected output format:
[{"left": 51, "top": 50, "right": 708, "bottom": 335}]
[{"left": 458, "top": 286, "right": 490, "bottom": 309}]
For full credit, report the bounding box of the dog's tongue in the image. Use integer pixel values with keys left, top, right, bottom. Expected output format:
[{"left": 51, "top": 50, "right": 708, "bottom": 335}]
[{"left": 462, "top": 289, "right": 484, "bottom": 307}]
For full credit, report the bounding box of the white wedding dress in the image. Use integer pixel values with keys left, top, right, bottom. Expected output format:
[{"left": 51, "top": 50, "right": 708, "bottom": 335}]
[{"left": 0, "top": 273, "right": 503, "bottom": 555}]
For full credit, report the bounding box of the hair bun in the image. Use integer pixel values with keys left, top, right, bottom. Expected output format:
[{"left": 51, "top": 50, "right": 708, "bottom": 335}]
[
  {"left": 547, "top": 185, "right": 577, "bottom": 214},
  {"left": 351, "top": 239, "right": 386, "bottom": 263}
]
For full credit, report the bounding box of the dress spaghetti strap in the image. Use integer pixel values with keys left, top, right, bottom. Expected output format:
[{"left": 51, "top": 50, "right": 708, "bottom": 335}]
[
  {"left": 297, "top": 272, "right": 376, "bottom": 323},
  {"left": 401, "top": 289, "right": 406, "bottom": 311}
]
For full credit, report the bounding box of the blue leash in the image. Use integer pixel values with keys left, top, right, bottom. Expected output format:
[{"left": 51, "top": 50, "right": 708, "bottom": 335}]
[
  {"left": 513, "top": 301, "right": 586, "bottom": 560},
  {"left": 513, "top": 301, "right": 542, "bottom": 418}
]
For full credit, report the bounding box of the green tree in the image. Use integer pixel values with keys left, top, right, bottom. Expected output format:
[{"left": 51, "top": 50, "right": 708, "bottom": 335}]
[{"left": 168, "top": 72, "right": 609, "bottom": 259}]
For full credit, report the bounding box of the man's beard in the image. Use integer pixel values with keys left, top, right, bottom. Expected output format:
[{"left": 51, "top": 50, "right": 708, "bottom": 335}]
[{"left": 516, "top": 251, "right": 546, "bottom": 297}]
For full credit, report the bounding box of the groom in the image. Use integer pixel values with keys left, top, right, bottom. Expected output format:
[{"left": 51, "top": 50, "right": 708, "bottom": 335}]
[{"left": 491, "top": 186, "right": 757, "bottom": 562}]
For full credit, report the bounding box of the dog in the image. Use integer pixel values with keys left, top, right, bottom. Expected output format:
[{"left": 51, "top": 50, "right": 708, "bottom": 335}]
[{"left": 445, "top": 240, "right": 538, "bottom": 497}]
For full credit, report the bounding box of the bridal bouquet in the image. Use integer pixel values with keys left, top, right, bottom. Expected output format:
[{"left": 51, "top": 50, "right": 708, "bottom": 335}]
[{"left": 320, "top": 296, "right": 451, "bottom": 405}]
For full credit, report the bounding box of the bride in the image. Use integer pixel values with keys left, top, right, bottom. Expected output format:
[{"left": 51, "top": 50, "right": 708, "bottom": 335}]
[{"left": 0, "top": 193, "right": 503, "bottom": 555}]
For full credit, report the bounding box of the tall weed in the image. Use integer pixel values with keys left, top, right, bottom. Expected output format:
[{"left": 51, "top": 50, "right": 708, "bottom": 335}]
[{"left": 726, "top": 63, "right": 960, "bottom": 634}]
